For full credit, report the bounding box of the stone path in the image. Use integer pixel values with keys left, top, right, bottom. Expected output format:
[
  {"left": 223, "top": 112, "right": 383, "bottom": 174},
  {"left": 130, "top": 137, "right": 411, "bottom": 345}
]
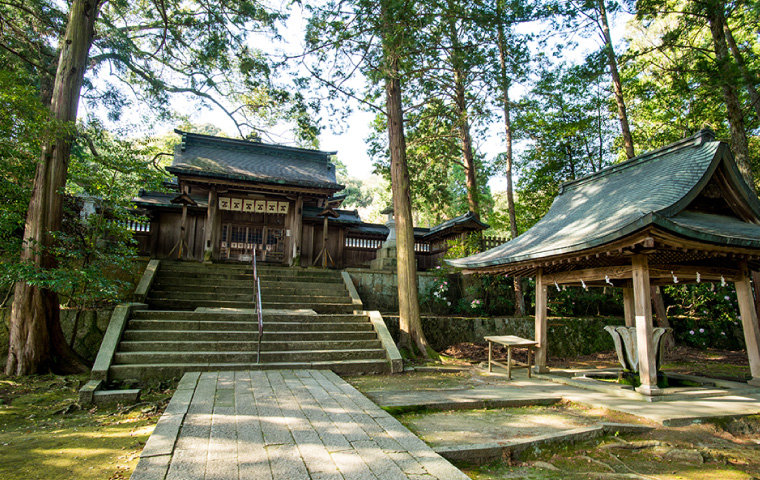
[
  {"left": 364, "top": 369, "right": 760, "bottom": 427},
  {"left": 131, "top": 370, "right": 470, "bottom": 480}
]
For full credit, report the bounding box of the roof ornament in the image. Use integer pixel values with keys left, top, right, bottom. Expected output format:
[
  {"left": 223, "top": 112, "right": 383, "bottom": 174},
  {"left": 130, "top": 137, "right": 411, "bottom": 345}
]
[{"left": 694, "top": 128, "right": 716, "bottom": 146}]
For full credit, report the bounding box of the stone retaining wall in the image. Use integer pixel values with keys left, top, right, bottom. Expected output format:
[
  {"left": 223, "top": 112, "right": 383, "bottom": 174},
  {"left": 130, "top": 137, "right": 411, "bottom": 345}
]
[
  {"left": 382, "top": 315, "right": 626, "bottom": 358},
  {"left": 347, "top": 269, "right": 445, "bottom": 311},
  {"left": 0, "top": 307, "right": 113, "bottom": 368}
]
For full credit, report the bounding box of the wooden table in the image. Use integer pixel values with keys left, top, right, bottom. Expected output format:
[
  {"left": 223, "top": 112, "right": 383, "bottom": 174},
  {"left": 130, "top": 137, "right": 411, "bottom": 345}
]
[{"left": 484, "top": 335, "right": 539, "bottom": 379}]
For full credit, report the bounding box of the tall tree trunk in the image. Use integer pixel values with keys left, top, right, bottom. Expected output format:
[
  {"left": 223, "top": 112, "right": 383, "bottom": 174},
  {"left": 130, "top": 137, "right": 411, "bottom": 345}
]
[
  {"left": 706, "top": 1, "right": 753, "bottom": 187},
  {"left": 6, "top": 0, "right": 98, "bottom": 375},
  {"left": 598, "top": 0, "right": 635, "bottom": 159},
  {"left": 723, "top": 22, "right": 760, "bottom": 124},
  {"left": 381, "top": 0, "right": 432, "bottom": 359},
  {"left": 496, "top": 19, "right": 524, "bottom": 316},
  {"left": 453, "top": 67, "right": 480, "bottom": 219}
]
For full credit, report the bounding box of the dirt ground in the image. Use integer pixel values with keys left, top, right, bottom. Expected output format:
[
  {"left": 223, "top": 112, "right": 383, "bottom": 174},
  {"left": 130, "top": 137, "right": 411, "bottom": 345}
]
[{"left": 441, "top": 343, "right": 753, "bottom": 383}]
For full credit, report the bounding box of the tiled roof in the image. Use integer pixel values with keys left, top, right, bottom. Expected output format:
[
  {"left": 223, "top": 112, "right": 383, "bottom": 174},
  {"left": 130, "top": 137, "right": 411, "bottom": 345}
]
[
  {"left": 133, "top": 192, "right": 208, "bottom": 209},
  {"left": 167, "top": 130, "right": 343, "bottom": 191},
  {"left": 422, "top": 211, "right": 489, "bottom": 238},
  {"left": 449, "top": 130, "right": 760, "bottom": 269}
]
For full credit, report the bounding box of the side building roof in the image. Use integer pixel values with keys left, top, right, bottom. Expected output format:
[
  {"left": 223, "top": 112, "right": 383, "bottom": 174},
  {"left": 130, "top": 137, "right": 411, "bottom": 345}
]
[
  {"left": 448, "top": 129, "right": 760, "bottom": 271},
  {"left": 167, "top": 130, "right": 344, "bottom": 192}
]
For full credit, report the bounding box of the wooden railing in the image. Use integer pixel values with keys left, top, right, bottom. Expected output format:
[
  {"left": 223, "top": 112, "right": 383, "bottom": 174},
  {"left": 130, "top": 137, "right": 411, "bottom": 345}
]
[{"left": 252, "top": 250, "right": 264, "bottom": 363}]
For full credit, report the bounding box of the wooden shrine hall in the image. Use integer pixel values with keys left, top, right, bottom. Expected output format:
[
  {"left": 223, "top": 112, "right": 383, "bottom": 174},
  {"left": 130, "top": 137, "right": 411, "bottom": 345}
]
[
  {"left": 449, "top": 129, "right": 760, "bottom": 396},
  {"left": 132, "top": 130, "right": 490, "bottom": 269}
]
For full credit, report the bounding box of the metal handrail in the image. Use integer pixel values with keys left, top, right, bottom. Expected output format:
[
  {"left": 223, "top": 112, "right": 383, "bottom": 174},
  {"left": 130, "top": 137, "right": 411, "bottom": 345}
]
[{"left": 253, "top": 250, "right": 264, "bottom": 363}]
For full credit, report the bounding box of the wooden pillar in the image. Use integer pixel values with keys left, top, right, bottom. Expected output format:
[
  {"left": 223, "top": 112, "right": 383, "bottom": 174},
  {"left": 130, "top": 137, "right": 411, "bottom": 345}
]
[
  {"left": 534, "top": 268, "right": 549, "bottom": 373},
  {"left": 735, "top": 261, "right": 760, "bottom": 386},
  {"left": 631, "top": 254, "right": 661, "bottom": 396},
  {"left": 203, "top": 187, "right": 218, "bottom": 263},
  {"left": 622, "top": 286, "right": 635, "bottom": 327},
  {"left": 292, "top": 196, "right": 303, "bottom": 266},
  {"left": 322, "top": 215, "right": 329, "bottom": 268}
]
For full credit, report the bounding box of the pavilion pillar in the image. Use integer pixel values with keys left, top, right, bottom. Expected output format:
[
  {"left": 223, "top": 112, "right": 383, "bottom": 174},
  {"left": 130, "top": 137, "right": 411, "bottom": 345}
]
[
  {"left": 533, "top": 268, "right": 549, "bottom": 373},
  {"left": 735, "top": 261, "right": 760, "bottom": 386},
  {"left": 631, "top": 254, "right": 661, "bottom": 396},
  {"left": 622, "top": 286, "right": 635, "bottom": 327},
  {"left": 203, "top": 187, "right": 218, "bottom": 263}
]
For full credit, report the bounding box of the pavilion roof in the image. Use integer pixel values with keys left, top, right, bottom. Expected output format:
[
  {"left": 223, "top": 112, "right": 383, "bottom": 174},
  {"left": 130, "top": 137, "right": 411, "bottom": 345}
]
[
  {"left": 448, "top": 130, "right": 760, "bottom": 273},
  {"left": 166, "top": 130, "right": 343, "bottom": 192}
]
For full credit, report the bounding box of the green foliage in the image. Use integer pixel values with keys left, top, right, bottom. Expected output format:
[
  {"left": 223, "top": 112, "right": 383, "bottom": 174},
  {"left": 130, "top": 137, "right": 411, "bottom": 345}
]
[
  {"left": 444, "top": 232, "right": 483, "bottom": 259},
  {"left": 419, "top": 265, "right": 454, "bottom": 315},
  {"left": 0, "top": 118, "right": 169, "bottom": 309},
  {"left": 513, "top": 59, "right": 617, "bottom": 229},
  {"left": 663, "top": 283, "right": 745, "bottom": 350},
  {"left": 0, "top": 71, "right": 67, "bottom": 261}
]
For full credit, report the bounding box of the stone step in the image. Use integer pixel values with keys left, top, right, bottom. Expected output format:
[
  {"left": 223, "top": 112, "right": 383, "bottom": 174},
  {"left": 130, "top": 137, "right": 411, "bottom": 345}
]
[
  {"left": 147, "top": 290, "right": 350, "bottom": 304},
  {"left": 122, "top": 330, "right": 379, "bottom": 342},
  {"left": 149, "top": 282, "right": 343, "bottom": 295},
  {"left": 108, "top": 359, "right": 390, "bottom": 381},
  {"left": 113, "top": 348, "right": 386, "bottom": 364},
  {"left": 127, "top": 320, "right": 375, "bottom": 332},
  {"left": 146, "top": 299, "right": 356, "bottom": 313},
  {"left": 153, "top": 273, "right": 345, "bottom": 285},
  {"left": 130, "top": 310, "right": 369, "bottom": 323},
  {"left": 156, "top": 264, "right": 343, "bottom": 280},
  {"left": 118, "top": 339, "right": 383, "bottom": 352}
]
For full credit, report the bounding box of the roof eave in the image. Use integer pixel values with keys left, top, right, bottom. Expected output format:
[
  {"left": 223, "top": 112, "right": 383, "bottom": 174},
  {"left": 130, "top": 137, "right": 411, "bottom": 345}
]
[{"left": 167, "top": 166, "right": 344, "bottom": 192}]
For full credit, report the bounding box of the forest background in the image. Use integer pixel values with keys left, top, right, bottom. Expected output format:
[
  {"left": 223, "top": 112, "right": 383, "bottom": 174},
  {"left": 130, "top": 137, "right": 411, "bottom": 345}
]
[{"left": 1, "top": 0, "right": 760, "bottom": 371}]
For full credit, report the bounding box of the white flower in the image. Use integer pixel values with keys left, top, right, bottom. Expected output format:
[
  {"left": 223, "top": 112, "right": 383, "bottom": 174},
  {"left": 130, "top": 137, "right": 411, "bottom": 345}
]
[
  {"left": 721, "top": 332, "right": 726, "bottom": 336},
  {"left": 699, "top": 328, "right": 705, "bottom": 333},
  {"left": 724, "top": 296, "right": 730, "bottom": 301},
  {"left": 689, "top": 330, "right": 695, "bottom": 335}
]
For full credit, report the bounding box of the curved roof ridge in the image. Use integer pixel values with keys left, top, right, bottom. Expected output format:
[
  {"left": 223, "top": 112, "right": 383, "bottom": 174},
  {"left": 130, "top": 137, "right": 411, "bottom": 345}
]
[
  {"left": 559, "top": 129, "right": 715, "bottom": 194},
  {"left": 174, "top": 129, "right": 338, "bottom": 158}
]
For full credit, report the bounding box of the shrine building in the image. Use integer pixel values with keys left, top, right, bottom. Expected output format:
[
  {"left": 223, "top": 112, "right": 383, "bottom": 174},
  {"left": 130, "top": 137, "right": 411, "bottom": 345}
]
[{"left": 132, "top": 130, "right": 491, "bottom": 268}]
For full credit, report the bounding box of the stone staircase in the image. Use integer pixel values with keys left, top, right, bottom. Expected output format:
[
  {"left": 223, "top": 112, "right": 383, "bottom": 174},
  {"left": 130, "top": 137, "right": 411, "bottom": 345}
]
[{"left": 106, "top": 261, "right": 394, "bottom": 381}]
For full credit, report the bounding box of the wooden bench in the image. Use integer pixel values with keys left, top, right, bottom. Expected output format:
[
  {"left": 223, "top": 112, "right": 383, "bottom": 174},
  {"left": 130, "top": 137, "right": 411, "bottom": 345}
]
[{"left": 484, "top": 335, "right": 539, "bottom": 379}]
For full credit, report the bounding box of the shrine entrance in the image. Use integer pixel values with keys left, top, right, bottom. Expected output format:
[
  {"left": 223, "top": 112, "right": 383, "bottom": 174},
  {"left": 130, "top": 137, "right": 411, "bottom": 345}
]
[{"left": 220, "top": 223, "right": 285, "bottom": 263}]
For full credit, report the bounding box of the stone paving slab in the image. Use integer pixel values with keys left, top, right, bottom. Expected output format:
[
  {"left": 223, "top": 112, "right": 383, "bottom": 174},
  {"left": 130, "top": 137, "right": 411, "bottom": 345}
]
[
  {"left": 363, "top": 368, "right": 760, "bottom": 427},
  {"left": 131, "top": 370, "right": 470, "bottom": 480}
]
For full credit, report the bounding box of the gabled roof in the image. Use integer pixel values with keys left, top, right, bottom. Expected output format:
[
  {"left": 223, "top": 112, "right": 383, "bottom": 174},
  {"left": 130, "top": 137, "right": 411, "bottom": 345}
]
[
  {"left": 133, "top": 191, "right": 208, "bottom": 209},
  {"left": 166, "top": 130, "right": 343, "bottom": 191},
  {"left": 449, "top": 130, "right": 760, "bottom": 270},
  {"left": 422, "top": 211, "right": 489, "bottom": 239}
]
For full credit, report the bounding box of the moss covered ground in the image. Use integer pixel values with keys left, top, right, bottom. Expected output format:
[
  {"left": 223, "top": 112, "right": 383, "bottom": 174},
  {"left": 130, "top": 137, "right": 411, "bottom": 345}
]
[{"left": 0, "top": 374, "right": 172, "bottom": 480}]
